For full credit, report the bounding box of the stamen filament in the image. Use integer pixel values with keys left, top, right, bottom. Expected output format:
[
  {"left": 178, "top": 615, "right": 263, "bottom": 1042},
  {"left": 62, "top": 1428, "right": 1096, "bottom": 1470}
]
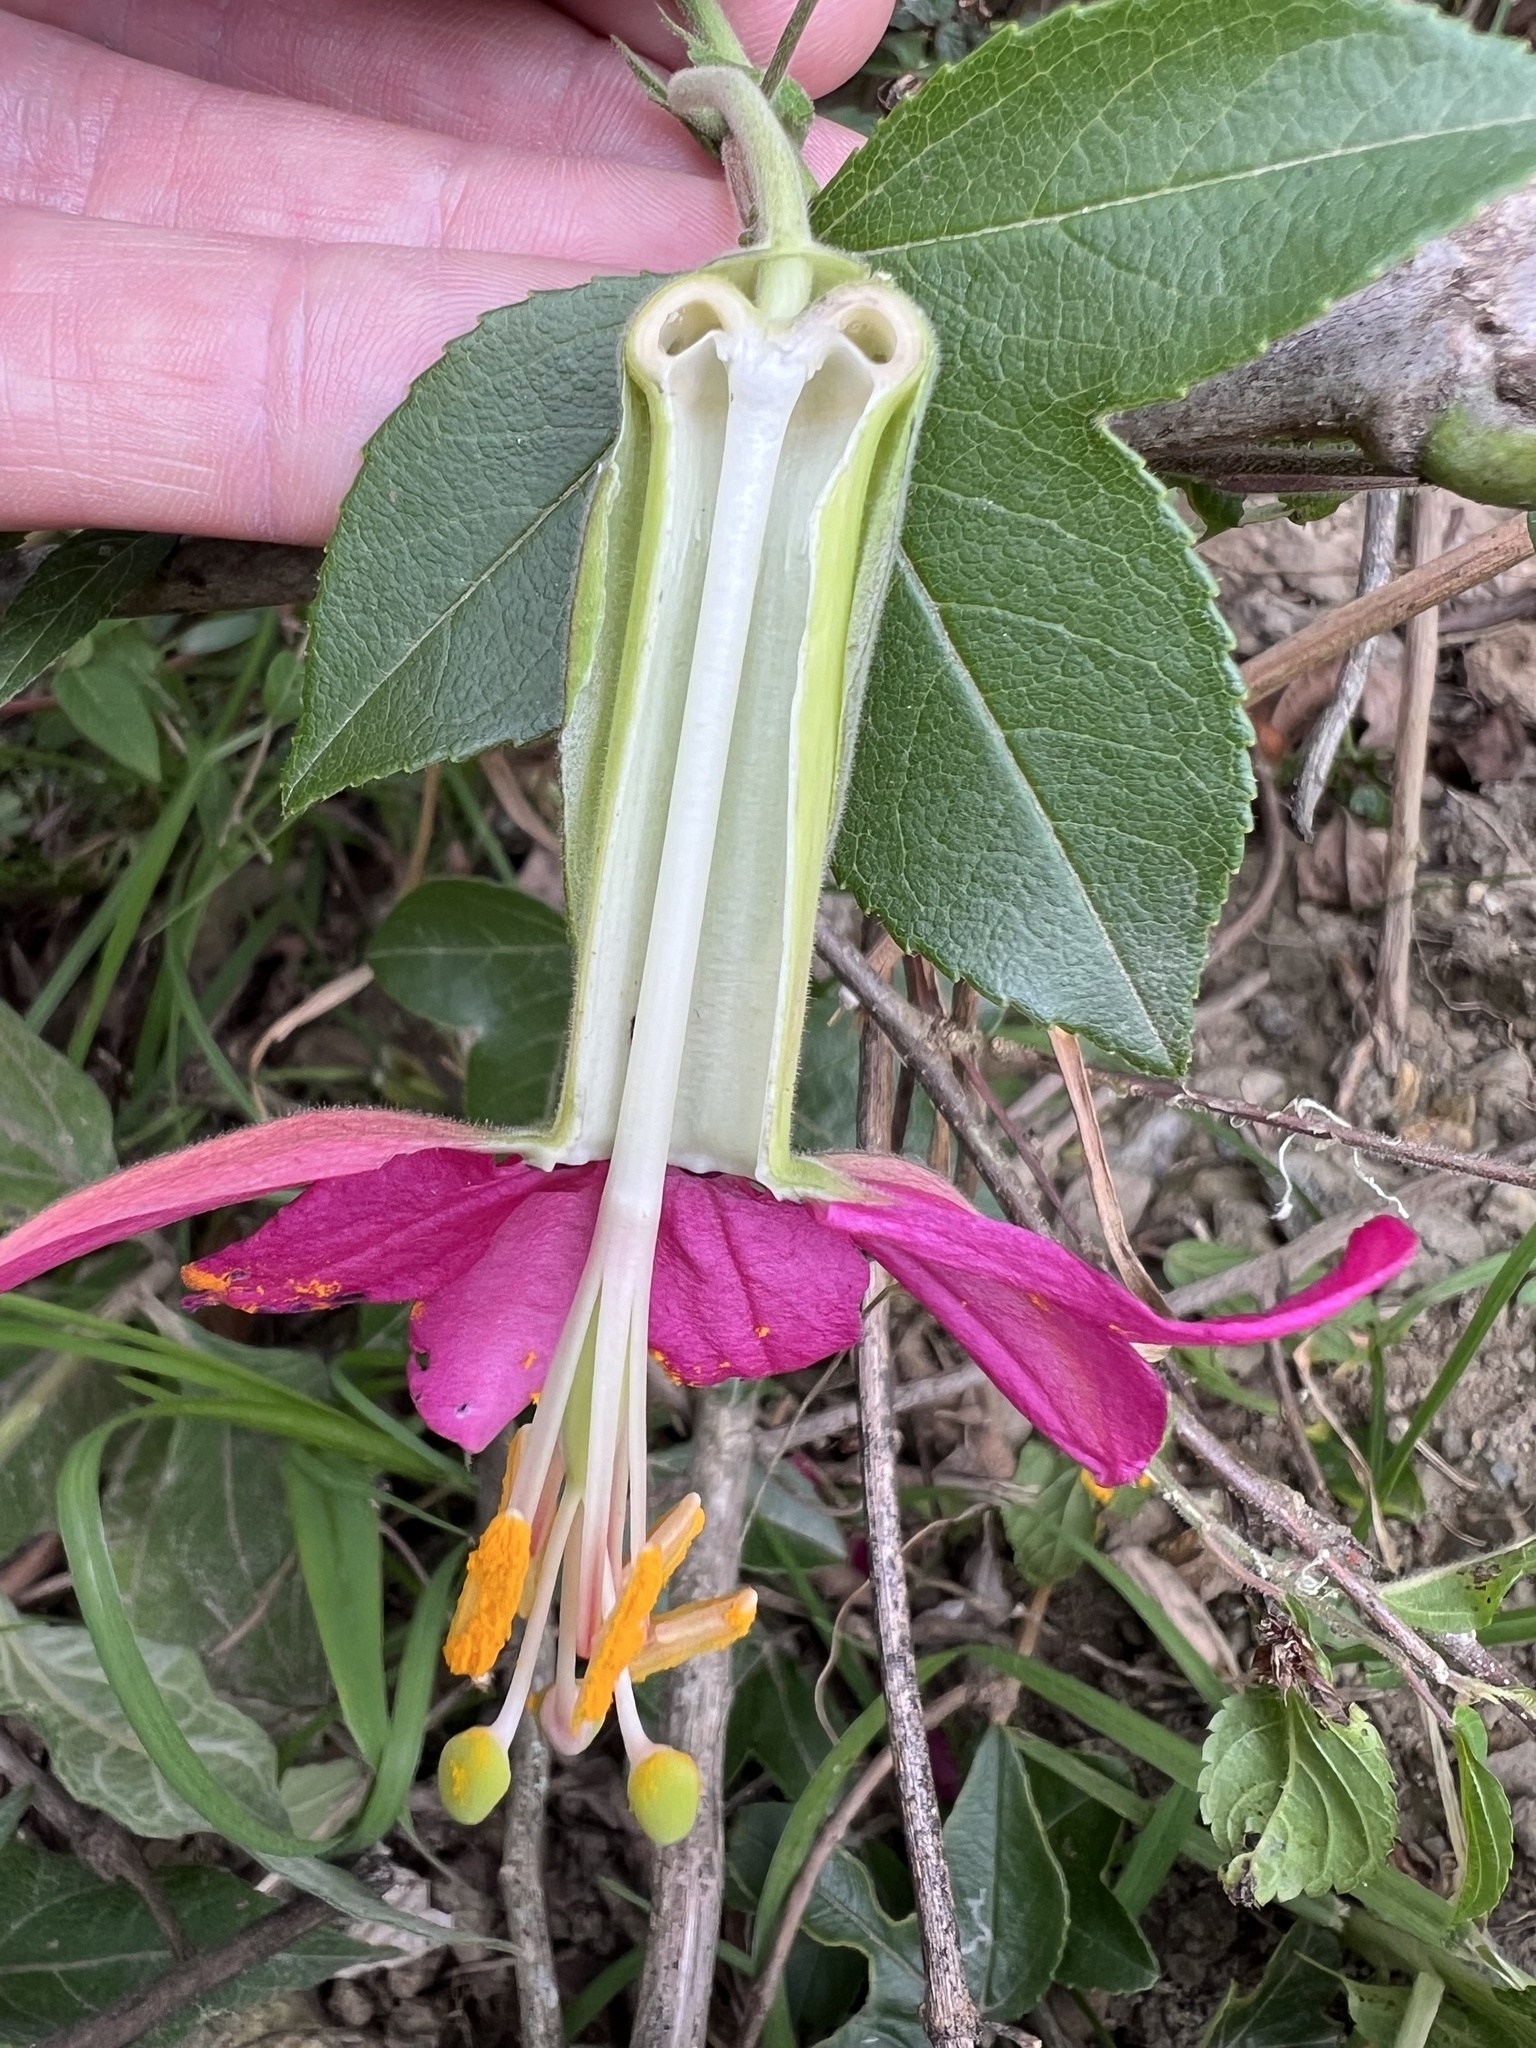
[{"left": 489, "top": 1487, "right": 581, "bottom": 1745}]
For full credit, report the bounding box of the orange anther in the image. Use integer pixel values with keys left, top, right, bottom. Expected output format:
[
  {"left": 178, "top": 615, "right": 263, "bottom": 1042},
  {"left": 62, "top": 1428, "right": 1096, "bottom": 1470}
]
[
  {"left": 443, "top": 1512, "right": 532, "bottom": 1679},
  {"left": 574, "top": 1545, "right": 665, "bottom": 1728},
  {"left": 648, "top": 1493, "right": 706, "bottom": 1583},
  {"left": 628, "top": 1588, "right": 758, "bottom": 1685}
]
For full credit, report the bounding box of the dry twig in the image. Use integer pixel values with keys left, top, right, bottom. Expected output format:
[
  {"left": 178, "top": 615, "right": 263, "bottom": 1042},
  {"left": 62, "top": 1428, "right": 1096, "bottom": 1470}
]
[
  {"left": 1376, "top": 489, "right": 1448, "bottom": 1075},
  {"left": 1291, "top": 489, "right": 1402, "bottom": 839},
  {"left": 631, "top": 1384, "right": 759, "bottom": 2048},
  {"left": 499, "top": 1638, "right": 562, "bottom": 2048},
  {"left": 855, "top": 985, "right": 980, "bottom": 2048},
  {"left": 1240, "top": 507, "right": 1529, "bottom": 707}
]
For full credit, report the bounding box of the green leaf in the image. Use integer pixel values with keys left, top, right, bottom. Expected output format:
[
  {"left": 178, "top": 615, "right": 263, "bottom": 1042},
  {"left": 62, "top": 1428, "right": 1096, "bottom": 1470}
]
[
  {"left": 801, "top": 1850, "right": 930, "bottom": 2048},
  {"left": 1038, "top": 1784, "right": 1158, "bottom": 1996},
  {"left": 0, "top": 1837, "right": 378, "bottom": 2044},
  {"left": 1199, "top": 1686, "right": 1398, "bottom": 1904},
  {"left": 742, "top": 1457, "right": 847, "bottom": 1571},
  {"left": 101, "top": 1417, "right": 332, "bottom": 1737},
  {"left": 814, "top": 0, "right": 1536, "bottom": 1067},
  {"left": 0, "top": 1593, "right": 286, "bottom": 1840},
  {"left": 1201, "top": 1924, "right": 1344, "bottom": 2047},
  {"left": 281, "top": 1448, "right": 389, "bottom": 1768},
  {"left": 1347, "top": 1982, "right": 1536, "bottom": 2048},
  {"left": 727, "top": 1640, "right": 833, "bottom": 1800},
  {"left": 368, "top": 878, "right": 571, "bottom": 1124},
  {"left": 946, "top": 1725, "right": 1068, "bottom": 2016},
  {"left": 1001, "top": 1440, "right": 1096, "bottom": 1591},
  {"left": 0, "top": 998, "right": 116, "bottom": 1230},
  {"left": 804, "top": 1728, "right": 1068, "bottom": 2042},
  {"left": 1451, "top": 1705, "right": 1513, "bottom": 1924},
  {"left": 0, "top": 1347, "right": 126, "bottom": 1560},
  {"left": 288, "top": 275, "right": 657, "bottom": 810},
  {"left": 53, "top": 625, "right": 163, "bottom": 783},
  {"left": 1384, "top": 1536, "right": 1536, "bottom": 1636},
  {"left": 280, "top": 1757, "right": 370, "bottom": 1841},
  {"left": 0, "top": 531, "right": 173, "bottom": 709}
]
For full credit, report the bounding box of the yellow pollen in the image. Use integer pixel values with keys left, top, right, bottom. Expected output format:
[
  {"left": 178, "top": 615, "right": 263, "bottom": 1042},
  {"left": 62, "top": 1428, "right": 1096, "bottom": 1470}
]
[
  {"left": 443, "top": 1511, "right": 532, "bottom": 1678},
  {"left": 521, "top": 1349, "right": 537, "bottom": 1371},
  {"left": 628, "top": 1588, "right": 758, "bottom": 1684},
  {"left": 181, "top": 1263, "right": 232, "bottom": 1299},
  {"left": 754, "top": 1325, "right": 771, "bottom": 1339},
  {"left": 574, "top": 1544, "right": 665, "bottom": 1728},
  {"left": 292, "top": 1276, "right": 342, "bottom": 1300}
]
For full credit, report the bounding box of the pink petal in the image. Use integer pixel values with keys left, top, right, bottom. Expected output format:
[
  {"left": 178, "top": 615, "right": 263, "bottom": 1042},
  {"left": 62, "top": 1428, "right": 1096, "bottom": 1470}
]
[
  {"left": 823, "top": 1161, "right": 1417, "bottom": 1487},
  {"left": 182, "top": 1150, "right": 539, "bottom": 1311},
  {"left": 648, "top": 1170, "right": 868, "bottom": 1389},
  {"left": 408, "top": 1163, "right": 605, "bottom": 1451},
  {"left": 825, "top": 1189, "right": 1166, "bottom": 1485},
  {"left": 1146, "top": 1215, "right": 1418, "bottom": 1345},
  {"left": 0, "top": 1108, "right": 490, "bottom": 1295}
]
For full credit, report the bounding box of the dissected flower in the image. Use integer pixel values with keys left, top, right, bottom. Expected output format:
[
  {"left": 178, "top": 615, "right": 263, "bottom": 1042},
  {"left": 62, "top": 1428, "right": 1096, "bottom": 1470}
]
[{"left": 0, "top": 150, "right": 1419, "bottom": 1840}]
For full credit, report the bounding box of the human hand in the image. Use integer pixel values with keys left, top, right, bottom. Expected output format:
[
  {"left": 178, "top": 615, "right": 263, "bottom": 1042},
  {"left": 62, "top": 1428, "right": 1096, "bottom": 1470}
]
[{"left": 0, "top": 0, "right": 888, "bottom": 543}]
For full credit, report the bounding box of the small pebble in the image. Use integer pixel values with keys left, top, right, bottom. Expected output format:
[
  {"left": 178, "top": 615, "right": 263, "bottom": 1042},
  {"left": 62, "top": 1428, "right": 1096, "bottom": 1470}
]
[{"left": 1491, "top": 1460, "right": 1519, "bottom": 1490}]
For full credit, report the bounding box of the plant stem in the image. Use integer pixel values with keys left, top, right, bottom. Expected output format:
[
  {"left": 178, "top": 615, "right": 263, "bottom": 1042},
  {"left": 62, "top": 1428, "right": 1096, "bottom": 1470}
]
[
  {"left": 855, "top": 1007, "right": 980, "bottom": 2048},
  {"left": 1376, "top": 488, "right": 1447, "bottom": 1074},
  {"left": 669, "top": 65, "right": 816, "bottom": 309},
  {"left": 499, "top": 1637, "right": 562, "bottom": 2048},
  {"left": 1378, "top": 1216, "right": 1536, "bottom": 1502},
  {"left": 631, "top": 1382, "right": 759, "bottom": 2048}
]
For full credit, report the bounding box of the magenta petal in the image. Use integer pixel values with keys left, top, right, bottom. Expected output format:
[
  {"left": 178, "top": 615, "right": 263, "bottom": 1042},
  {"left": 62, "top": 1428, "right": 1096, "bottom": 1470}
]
[
  {"left": 825, "top": 1191, "right": 1166, "bottom": 1485},
  {"left": 649, "top": 1170, "right": 868, "bottom": 1389},
  {"left": 823, "top": 1160, "right": 1416, "bottom": 1487},
  {"left": 408, "top": 1163, "right": 605, "bottom": 1453},
  {"left": 183, "top": 1150, "right": 542, "bottom": 1311},
  {"left": 0, "top": 1108, "right": 487, "bottom": 1295},
  {"left": 1146, "top": 1215, "right": 1419, "bottom": 1345}
]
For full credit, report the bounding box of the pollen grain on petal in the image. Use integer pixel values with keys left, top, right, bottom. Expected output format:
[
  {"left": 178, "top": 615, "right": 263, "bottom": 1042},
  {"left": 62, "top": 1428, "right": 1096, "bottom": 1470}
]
[
  {"left": 628, "top": 1587, "right": 757, "bottom": 1684},
  {"left": 574, "top": 1544, "right": 665, "bottom": 1729},
  {"left": 443, "top": 1511, "right": 532, "bottom": 1679},
  {"left": 292, "top": 1276, "right": 343, "bottom": 1301},
  {"left": 180, "top": 1263, "right": 232, "bottom": 1299}
]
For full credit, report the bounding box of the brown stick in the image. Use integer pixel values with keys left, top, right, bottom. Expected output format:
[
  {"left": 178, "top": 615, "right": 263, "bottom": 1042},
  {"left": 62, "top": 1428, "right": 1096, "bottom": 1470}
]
[
  {"left": 737, "top": 1686, "right": 995, "bottom": 2048},
  {"left": 1240, "top": 510, "right": 1530, "bottom": 707},
  {"left": 821, "top": 934, "right": 1536, "bottom": 1199},
  {"left": 36, "top": 1894, "right": 335, "bottom": 2048},
  {"left": 855, "top": 1015, "right": 980, "bottom": 2048},
  {"left": 499, "top": 1638, "right": 562, "bottom": 2048},
  {"left": 1047, "top": 1026, "right": 1165, "bottom": 1310},
  {"left": 1375, "top": 490, "right": 1448, "bottom": 1074},
  {"left": 631, "top": 1382, "right": 759, "bottom": 2048},
  {"left": 815, "top": 916, "right": 1049, "bottom": 1232},
  {"left": 760, "top": 1363, "right": 986, "bottom": 1458}
]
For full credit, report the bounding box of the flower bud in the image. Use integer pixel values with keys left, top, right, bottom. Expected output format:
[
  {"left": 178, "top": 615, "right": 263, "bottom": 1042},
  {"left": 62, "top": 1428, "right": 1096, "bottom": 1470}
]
[{"left": 628, "top": 1745, "right": 702, "bottom": 1846}]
